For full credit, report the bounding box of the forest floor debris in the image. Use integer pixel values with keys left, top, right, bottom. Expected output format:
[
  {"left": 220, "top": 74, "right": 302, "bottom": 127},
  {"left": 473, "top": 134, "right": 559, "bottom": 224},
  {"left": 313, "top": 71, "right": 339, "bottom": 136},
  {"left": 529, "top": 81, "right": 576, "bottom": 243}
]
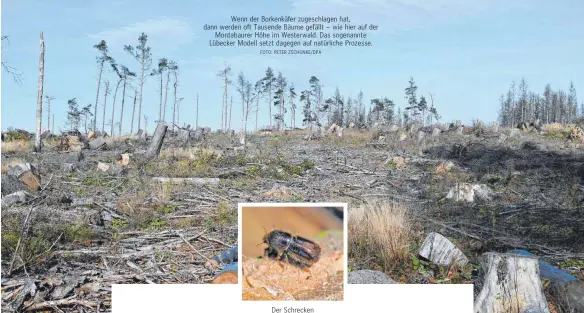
[{"left": 1, "top": 123, "right": 583, "bottom": 311}]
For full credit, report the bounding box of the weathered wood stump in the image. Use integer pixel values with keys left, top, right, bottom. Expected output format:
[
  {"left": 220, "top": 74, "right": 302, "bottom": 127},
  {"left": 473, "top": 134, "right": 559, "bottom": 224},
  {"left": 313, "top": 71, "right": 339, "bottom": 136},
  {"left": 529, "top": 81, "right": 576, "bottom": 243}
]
[
  {"left": 474, "top": 252, "right": 551, "bottom": 313},
  {"left": 144, "top": 123, "right": 167, "bottom": 162}
]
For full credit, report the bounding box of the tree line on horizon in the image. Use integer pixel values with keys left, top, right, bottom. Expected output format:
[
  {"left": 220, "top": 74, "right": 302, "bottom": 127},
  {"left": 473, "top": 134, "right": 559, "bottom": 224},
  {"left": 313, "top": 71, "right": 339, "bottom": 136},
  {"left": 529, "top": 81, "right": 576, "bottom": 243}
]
[
  {"left": 217, "top": 68, "right": 442, "bottom": 133},
  {"left": 498, "top": 78, "right": 583, "bottom": 127}
]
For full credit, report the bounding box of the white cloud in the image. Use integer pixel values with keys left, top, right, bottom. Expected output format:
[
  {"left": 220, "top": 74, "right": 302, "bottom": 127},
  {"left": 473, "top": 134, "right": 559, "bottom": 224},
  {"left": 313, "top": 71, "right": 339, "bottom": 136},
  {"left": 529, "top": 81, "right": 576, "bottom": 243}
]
[{"left": 88, "top": 17, "right": 196, "bottom": 54}]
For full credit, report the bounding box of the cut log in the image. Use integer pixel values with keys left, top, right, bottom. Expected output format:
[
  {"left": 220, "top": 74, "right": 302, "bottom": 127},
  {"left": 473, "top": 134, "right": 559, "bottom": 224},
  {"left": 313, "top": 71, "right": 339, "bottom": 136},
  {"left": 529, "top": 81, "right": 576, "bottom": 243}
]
[
  {"left": 151, "top": 177, "right": 220, "bottom": 185},
  {"left": 418, "top": 232, "right": 468, "bottom": 267},
  {"left": 89, "top": 137, "right": 107, "bottom": 150},
  {"left": 474, "top": 252, "right": 551, "bottom": 313}
]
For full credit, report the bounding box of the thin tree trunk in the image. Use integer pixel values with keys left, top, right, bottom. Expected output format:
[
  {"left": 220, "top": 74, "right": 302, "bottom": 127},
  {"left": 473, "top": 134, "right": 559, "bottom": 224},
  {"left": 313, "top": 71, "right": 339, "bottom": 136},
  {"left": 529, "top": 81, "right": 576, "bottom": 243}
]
[
  {"left": 164, "top": 70, "right": 170, "bottom": 123},
  {"left": 196, "top": 93, "right": 199, "bottom": 129},
  {"left": 255, "top": 94, "right": 260, "bottom": 132},
  {"left": 268, "top": 88, "right": 272, "bottom": 128},
  {"left": 280, "top": 92, "right": 284, "bottom": 130},
  {"left": 111, "top": 79, "right": 121, "bottom": 136},
  {"left": 137, "top": 56, "right": 145, "bottom": 131},
  {"left": 45, "top": 96, "right": 51, "bottom": 132},
  {"left": 241, "top": 91, "right": 244, "bottom": 132},
  {"left": 52, "top": 114, "right": 54, "bottom": 134},
  {"left": 131, "top": 90, "right": 138, "bottom": 134},
  {"left": 119, "top": 80, "right": 127, "bottom": 135},
  {"left": 290, "top": 94, "right": 294, "bottom": 129},
  {"left": 102, "top": 81, "right": 109, "bottom": 133},
  {"left": 159, "top": 74, "right": 163, "bottom": 122},
  {"left": 221, "top": 93, "right": 225, "bottom": 131},
  {"left": 35, "top": 31, "right": 44, "bottom": 152},
  {"left": 173, "top": 71, "right": 178, "bottom": 131},
  {"left": 229, "top": 96, "right": 233, "bottom": 131},
  {"left": 223, "top": 76, "right": 228, "bottom": 131},
  {"left": 94, "top": 60, "right": 104, "bottom": 132}
]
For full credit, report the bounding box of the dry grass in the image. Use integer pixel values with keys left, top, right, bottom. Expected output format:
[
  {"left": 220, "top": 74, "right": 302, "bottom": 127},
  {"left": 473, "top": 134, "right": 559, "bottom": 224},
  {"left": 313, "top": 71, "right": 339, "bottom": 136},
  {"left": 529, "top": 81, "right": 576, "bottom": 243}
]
[
  {"left": 543, "top": 123, "right": 576, "bottom": 133},
  {"left": 104, "top": 135, "right": 133, "bottom": 145},
  {"left": 349, "top": 201, "right": 411, "bottom": 268},
  {"left": 1, "top": 140, "right": 32, "bottom": 153}
]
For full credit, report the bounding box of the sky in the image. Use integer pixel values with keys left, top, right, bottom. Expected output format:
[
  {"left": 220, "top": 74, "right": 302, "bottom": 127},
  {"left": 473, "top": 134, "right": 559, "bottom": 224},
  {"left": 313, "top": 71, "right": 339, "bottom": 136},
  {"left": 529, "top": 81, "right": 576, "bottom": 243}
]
[{"left": 1, "top": 0, "right": 583, "bottom": 134}]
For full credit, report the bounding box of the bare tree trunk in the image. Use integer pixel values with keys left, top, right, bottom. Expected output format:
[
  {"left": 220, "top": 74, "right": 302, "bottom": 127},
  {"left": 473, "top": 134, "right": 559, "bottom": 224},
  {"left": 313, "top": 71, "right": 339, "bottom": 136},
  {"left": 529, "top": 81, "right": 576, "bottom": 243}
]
[
  {"left": 196, "top": 93, "right": 199, "bottom": 129},
  {"left": 163, "top": 70, "right": 170, "bottom": 123},
  {"left": 221, "top": 93, "right": 225, "bottom": 131},
  {"left": 255, "top": 95, "right": 260, "bottom": 132},
  {"left": 290, "top": 94, "right": 294, "bottom": 129},
  {"left": 52, "top": 114, "right": 54, "bottom": 134},
  {"left": 268, "top": 88, "right": 272, "bottom": 128},
  {"left": 130, "top": 90, "right": 137, "bottom": 134},
  {"left": 229, "top": 96, "right": 233, "bottom": 131},
  {"left": 119, "top": 79, "right": 127, "bottom": 135},
  {"left": 172, "top": 71, "right": 178, "bottom": 131},
  {"left": 102, "top": 81, "right": 109, "bottom": 133},
  {"left": 35, "top": 31, "right": 45, "bottom": 152},
  {"left": 94, "top": 61, "right": 105, "bottom": 132},
  {"left": 137, "top": 55, "right": 145, "bottom": 131},
  {"left": 144, "top": 116, "right": 148, "bottom": 136},
  {"left": 223, "top": 76, "right": 229, "bottom": 131},
  {"left": 280, "top": 92, "right": 285, "bottom": 131},
  {"left": 158, "top": 74, "right": 163, "bottom": 122},
  {"left": 45, "top": 96, "right": 54, "bottom": 132},
  {"left": 111, "top": 79, "right": 121, "bottom": 136}
]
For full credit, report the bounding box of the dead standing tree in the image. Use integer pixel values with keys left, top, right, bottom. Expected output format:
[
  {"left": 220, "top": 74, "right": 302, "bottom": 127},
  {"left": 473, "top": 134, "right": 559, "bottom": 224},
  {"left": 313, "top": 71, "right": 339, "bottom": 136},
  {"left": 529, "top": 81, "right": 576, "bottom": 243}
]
[
  {"left": 152, "top": 58, "right": 168, "bottom": 124},
  {"left": 119, "top": 66, "right": 136, "bottom": 135},
  {"left": 124, "top": 33, "right": 152, "bottom": 132},
  {"left": 169, "top": 61, "right": 179, "bottom": 131},
  {"left": 217, "top": 63, "right": 232, "bottom": 132},
  {"left": 45, "top": 95, "right": 55, "bottom": 132},
  {"left": 101, "top": 81, "right": 110, "bottom": 133},
  {"left": 93, "top": 40, "right": 111, "bottom": 131},
  {"left": 109, "top": 62, "right": 123, "bottom": 136},
  {"left": 262, "top": 67, "right": 276, "bottom": 129},
  {"left": 289, "top": 84, "right": 297, "bottom": 128},
  {"left": 229, "top": 96, "right": 233, "bottom": 131},
  {"left": 35, "top": 31, "right": 45, "bottom": 152},
  {"left": 254, "top": 80, "right": 263, "bottom": 132},
  {"left": 195, "top": 93, "right": 199, "bottom": 129},
  {"left": 130, "top": 89, "right": 138, "bottom": 134}
]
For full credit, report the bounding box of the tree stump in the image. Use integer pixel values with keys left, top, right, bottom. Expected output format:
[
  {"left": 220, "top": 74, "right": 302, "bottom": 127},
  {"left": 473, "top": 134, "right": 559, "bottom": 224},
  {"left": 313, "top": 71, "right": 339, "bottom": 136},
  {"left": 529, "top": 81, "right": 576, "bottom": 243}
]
[
  {"left": 474, "top": 252, "right": 550, "bottom": 313},
  {"left": 144, "top": 123, "right": 167, "bottom": 162}
]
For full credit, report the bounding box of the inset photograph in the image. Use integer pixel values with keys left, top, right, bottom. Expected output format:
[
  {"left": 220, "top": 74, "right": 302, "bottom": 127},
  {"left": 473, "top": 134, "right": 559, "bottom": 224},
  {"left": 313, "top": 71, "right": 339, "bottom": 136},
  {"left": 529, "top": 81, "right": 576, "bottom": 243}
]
[{"left": 241, "top": 204, "right": 345, "bottom": 301}]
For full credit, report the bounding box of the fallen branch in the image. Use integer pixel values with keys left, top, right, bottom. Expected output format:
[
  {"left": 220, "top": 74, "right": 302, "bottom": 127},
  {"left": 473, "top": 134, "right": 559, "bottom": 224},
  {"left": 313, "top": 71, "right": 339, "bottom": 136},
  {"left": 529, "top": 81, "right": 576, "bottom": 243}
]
[
  {"left": 24, "top": 298, "right": 97, "bottom": 311},
  {"left": 151, "top": 177, "right": 220, "bottom": 185}
]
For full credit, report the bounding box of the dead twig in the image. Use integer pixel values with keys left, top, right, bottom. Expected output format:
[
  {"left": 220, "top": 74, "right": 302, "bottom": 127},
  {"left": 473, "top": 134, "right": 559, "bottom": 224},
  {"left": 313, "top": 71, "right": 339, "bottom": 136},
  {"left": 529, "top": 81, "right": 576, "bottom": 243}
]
[{"left": 8, "top": 206, "right": 36, "bottom": 275}]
